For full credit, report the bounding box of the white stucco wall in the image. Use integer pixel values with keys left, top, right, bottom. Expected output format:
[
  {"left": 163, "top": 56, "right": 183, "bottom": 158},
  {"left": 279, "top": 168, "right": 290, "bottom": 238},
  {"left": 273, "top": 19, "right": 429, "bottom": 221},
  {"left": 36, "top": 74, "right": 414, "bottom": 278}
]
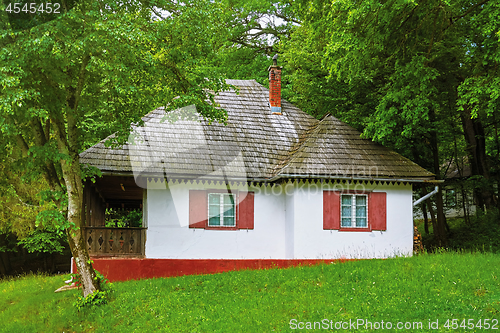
[
  {"left": 291, "top": 182, "right": 413, "bottom": 259},
  {"left": 145, "top": 180, "right": 286, "bottom": 259},
  {"left": 145, "top": 180, "right": 413, "bottom": 259}
]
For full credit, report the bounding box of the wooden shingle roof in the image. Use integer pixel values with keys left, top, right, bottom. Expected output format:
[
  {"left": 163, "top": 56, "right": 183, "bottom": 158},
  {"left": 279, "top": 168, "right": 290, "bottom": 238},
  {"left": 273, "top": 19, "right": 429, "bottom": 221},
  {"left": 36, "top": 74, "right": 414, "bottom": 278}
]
[{"left": 80, "top": 80, "right": 434, "bottom": 182}]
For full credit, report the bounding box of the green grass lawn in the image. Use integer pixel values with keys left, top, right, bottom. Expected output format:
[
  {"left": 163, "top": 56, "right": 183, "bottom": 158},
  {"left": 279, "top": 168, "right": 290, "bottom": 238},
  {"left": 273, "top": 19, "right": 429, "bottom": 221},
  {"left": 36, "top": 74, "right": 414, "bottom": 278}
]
[{"left": 1, "top": 252, "right": 499, "bottom": 332}]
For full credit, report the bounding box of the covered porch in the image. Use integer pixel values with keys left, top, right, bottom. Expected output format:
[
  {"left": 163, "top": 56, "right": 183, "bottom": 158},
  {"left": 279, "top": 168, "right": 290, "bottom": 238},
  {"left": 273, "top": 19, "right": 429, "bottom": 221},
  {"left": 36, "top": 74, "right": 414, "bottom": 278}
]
[{"left": 82, "top": 176, "right": 147, "bottom": 257}]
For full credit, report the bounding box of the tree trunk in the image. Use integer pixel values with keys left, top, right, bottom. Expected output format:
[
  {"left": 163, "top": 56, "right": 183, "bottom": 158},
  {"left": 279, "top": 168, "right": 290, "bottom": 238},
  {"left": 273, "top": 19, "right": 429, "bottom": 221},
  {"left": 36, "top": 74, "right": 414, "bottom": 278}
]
[
  {"left": 436, "top": 186, "right": 450, "bottom": 236},
  {"left": 460, "top": 105, "right": 496, "bottom": 210},
  {"left": 53, "top": 109, "right": 100, "bottom": 297},
  {"left": 460, "top": 184, "right": 470, "bottom": 225},
  {"left": 429, "top": 110, "right": 448, "bottom": 246},
  {"left": 422, "top": 202, "right": 429, "bottom": 234},
  {"left": 434, "top": 183, "right": 448, "bottom": 246},
  {"left": 420, "top": 188, "right": 429, "bottom": 234},
  {"left": 426, "top": 200, "right": 437, "bottom": 238},
  {"left": 50, "top": 64, "right": 101, "bottom": 297},
  {"left": 497, "top": 179, "right": 500, "bottom": 210},
  {"left": 63, "top": 159, "right": 101, "bottom": 297}
]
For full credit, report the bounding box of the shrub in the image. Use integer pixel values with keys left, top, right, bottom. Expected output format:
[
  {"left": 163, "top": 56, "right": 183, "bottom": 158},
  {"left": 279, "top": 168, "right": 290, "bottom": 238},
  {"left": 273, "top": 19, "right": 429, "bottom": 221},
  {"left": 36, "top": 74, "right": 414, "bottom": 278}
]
[
  {"left": 73, "top": 289, "right": 109, "bottom": 311},
  {"left": 421, "top": 208, "right": 500, "bottom": 252}
]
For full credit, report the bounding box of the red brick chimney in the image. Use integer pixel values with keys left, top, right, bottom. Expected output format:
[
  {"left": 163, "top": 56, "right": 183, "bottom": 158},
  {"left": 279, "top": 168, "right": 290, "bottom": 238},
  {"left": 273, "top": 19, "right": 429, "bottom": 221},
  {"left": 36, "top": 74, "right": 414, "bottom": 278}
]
[{"left": 268, "top": 54, "right": 282, "bottom": 115}]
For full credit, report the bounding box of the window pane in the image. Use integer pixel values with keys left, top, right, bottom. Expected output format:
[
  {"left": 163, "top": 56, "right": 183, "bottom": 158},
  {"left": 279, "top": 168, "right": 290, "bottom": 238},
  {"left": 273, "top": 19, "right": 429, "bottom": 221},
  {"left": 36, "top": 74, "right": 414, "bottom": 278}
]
[
  {"left": 209, "top": 194, "right": 220, "bottom": 205},
  {"left": 223, "top": 206, "right": 234, "bottom": 217},
  {"left": 356, "top": 205, "right": 366, "bottom": 218},
  {"left": 341, "top": 195, "right": 352, "bottom": 205},
  {"left": 223, "top": 216, "right": 235, "bottom": 226},
  {"left": 223, "top": 194, "right": 234, "bottom": 205},
  {"left": 342, "top": 206, "right": 352, "bottom": 217},
  {"left": 341, "top": 218, "right": 351, "bottom": 227},
  {"left": 208, "top": 216, "right": 220, "bottom": 226},
  {"left": 208, "top": 205, "right": 220, "bottom": 218},
  {"left": 356, "top": 218, "right": 367, "bottom": 228},
  {"left": 355, "top": 195, "right": 366, "bottom": 206}
]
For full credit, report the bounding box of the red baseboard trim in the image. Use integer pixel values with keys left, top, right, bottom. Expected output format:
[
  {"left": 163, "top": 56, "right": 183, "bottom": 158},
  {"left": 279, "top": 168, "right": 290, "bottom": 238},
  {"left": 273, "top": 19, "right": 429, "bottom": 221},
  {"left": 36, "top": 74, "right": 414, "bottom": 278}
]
[{"left": 72, "top": 258, "right": 354, "bottom": 282}]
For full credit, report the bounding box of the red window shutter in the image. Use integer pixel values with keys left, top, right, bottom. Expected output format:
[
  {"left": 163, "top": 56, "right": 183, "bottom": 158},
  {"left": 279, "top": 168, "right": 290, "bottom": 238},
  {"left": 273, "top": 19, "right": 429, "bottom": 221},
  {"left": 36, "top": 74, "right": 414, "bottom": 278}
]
[
  {"left": 238, "top": 192, "right": 254, "bottom": 229},
  {"left": 369, "top": 192, "right": 387, "bottom": 231},
  {"left": 189, "top": 190, "right": 207, "bottom": 228},
  {"left": 323, "top": 191, "right": 340, "bottom": 230}
]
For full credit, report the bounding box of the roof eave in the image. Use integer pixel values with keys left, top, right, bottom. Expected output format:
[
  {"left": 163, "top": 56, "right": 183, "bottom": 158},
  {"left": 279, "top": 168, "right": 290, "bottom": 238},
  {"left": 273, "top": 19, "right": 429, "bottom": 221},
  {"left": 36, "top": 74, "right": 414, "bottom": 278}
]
[
  {"left": 99, "top": 170, "right": 441, "bottom": 184},
  {"left": 267, "top": 173, "right": 441, "bottom": 183}
]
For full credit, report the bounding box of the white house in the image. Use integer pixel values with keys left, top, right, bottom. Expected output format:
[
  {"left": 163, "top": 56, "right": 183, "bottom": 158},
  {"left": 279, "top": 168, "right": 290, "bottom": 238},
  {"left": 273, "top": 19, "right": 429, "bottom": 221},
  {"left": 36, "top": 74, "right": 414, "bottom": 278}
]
[{"left": 79, "top": 61, "right": 436, "bottom": 281}]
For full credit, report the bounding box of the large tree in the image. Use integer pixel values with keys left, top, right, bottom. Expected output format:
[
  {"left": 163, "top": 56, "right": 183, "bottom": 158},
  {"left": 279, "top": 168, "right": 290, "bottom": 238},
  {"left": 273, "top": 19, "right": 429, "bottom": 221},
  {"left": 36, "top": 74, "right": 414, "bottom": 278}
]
[{"left": 0, "top": 0, "right": 230, "bottom": 296}]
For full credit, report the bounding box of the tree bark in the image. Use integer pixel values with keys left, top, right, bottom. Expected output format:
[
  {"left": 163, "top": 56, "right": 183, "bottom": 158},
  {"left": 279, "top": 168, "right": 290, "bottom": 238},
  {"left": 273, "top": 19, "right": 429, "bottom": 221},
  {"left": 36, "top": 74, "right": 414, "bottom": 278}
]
[
  {"left": 460, "top": 105, "right": 496, "bottom": 210},
  {"left": 422, "top": 201, "right": 429, "bottom": 234},
  {"left": 434, "top": 182, "right": 448, "bottom": 247},
  {"left": 61, "top": 144, "right": 100, "bottom": 296},
  {"left": 52, "top": 107, "right": 100, "bottom": 297},
  {"left": 460, "top": 184, "right": 470, "bottom": 225},
  {"left": 63, "top": 161, "right": 100, "bottom": 297},
  {"left": 429, "top": 110, "right": 448, "bottom": 246},
  {"left": 419, "top": 187, "right": 430, "bottom": 234},
  {"left": 426, "top": 199, "right": 437, "bottom": 238}
]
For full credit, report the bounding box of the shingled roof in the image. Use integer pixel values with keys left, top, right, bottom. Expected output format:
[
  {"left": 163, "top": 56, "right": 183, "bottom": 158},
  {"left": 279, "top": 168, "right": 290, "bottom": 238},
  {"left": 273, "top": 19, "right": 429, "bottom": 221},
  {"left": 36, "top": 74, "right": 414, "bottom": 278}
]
[{"left": 80, "top": 79, "right": 434, "bottom": 182}]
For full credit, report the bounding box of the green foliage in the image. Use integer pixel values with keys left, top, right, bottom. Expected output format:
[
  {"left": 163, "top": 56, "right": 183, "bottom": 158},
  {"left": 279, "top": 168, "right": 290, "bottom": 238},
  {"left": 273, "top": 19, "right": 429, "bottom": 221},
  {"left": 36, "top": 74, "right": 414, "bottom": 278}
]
[
  {"left": 35, "top": 203, "right": 74, "bottom": 234},
  {"left": 421, "top": 209, "right": 500, "bottom": 253},
  {"left": 105, "top": 209, "right": 142, "bottom": 228},
  {"left": 204, "top": 0, "right": 299, "bottom": 89},
  {"left": 0, "top": 152, "right": 70, "bottom": 253},
  {"left": 73, "top": 290, "right": 109, "bottom": 311},
  {"left": 1, "top": 253, "right": 500, "bottom": 331},
  {"left": 282, "top": 0, "right": 499, "bottom": 239},
  {"left": 217, "top": 0, "right": 296, "bottom": 55},
  {"left": 214, "top": 48, "right": 270, "bottom": 86},
  {"left": 0, "top": 166, "right": 42, "bottom": 236},
  {"left": 17, "top": 228, "right": 66, "bottom": 254},
  {"left": 453, "top": 209, "right": 500, "bottom": 253},
  {"left": 282, "top": 0, "right": 500, "bottom": 173},
  {"left": 1, "top": 0, "right": 233, "bottom": 150},
  {"left": 71, "top": 268, "right": 113, "bottom": 311}
]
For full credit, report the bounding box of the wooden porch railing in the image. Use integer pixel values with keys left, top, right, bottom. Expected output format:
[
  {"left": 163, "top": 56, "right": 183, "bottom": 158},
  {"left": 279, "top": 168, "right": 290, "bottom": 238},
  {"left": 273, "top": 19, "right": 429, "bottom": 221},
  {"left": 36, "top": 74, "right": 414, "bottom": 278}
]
[{"left": 84, "top": 227, "right": 146, "bottom": 257}]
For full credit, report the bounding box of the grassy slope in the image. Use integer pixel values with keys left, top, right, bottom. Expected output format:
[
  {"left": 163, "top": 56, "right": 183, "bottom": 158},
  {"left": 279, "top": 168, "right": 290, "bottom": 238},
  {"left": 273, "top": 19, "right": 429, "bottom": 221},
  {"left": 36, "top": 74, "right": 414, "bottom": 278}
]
[{"left": 1, "top": 253, "right": 499, "bottom": 332}]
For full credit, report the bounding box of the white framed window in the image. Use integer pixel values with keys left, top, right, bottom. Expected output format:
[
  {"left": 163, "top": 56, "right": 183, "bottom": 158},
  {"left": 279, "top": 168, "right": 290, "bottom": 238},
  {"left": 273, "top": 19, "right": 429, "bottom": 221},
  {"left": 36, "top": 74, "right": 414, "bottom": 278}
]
[
  {"left": 208, "top": 193, "right": 236, "bottom": 227},
  {"left": 341, "top": 194, "right": 368, "bottom": 228}
]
